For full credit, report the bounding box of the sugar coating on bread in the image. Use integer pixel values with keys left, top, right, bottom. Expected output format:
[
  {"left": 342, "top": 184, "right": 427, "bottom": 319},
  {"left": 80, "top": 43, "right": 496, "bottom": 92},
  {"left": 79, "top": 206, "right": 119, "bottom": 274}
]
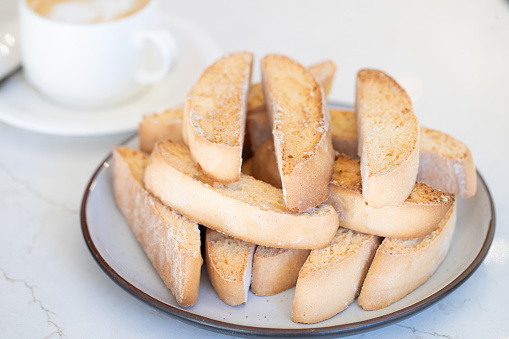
[
  {"left": 262, "top": 55, "right": 327, "bottom": 174},
  {"left": 356, "top": 69, "right": 419, "bottom": 174},
  {"left": 299, "top": 228, "right": 371, "bottom": 277},
  {"left": 158, "top": 142, "right": 287, "bottom": 210},
  {"left": 113, "top": 146, "right": 202, "bottom": 306},
  {"left": 247, "top": 60, "right": 336, "bottom": 113},
  {"left": 205, "top": 228, "right": 255, "bottom": 305},
  {"left": 187, "top": 52, "right": 252, "bottom": 146},
  {"left": 207, "top": 229, "right": 254, "bottom": 281},
  {"left": 292, "top": 227, "right": 380, "bottom": 323},
  {"left": 145, "top": 141, "right": 339, "bottom": 249}
]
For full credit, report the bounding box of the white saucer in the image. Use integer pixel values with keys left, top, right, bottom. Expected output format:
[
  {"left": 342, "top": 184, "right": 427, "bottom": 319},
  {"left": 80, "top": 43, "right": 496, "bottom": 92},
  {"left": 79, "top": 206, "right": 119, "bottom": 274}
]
[{"left": 0, "top": 13, "right": 222, "bottom": 136}]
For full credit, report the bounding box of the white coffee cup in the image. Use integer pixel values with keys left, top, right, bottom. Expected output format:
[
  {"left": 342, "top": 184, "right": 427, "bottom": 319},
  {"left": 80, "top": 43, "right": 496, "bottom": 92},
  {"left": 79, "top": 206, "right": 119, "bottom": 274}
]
[{"left": 19, "top": 0, "right": 177, "bottom": 107}]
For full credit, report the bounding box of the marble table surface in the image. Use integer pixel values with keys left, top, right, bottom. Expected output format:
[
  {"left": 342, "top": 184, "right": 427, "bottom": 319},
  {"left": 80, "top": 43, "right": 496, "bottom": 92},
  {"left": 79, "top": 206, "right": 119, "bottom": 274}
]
[{"left": 1, "top": 0, "right": 508, "bottom": 338}]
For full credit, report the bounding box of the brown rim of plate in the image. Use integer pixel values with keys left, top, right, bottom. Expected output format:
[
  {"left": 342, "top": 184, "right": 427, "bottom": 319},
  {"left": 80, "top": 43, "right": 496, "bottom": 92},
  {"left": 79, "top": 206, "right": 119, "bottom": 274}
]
[{"left": 80, "top": 102, "right": 496, "bottom": 338}]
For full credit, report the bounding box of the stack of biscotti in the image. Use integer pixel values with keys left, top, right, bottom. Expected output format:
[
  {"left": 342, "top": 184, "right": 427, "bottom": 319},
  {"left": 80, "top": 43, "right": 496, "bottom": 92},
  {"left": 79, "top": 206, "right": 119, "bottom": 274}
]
[
  {"left": 241, "top": 67, "right": 473, "bottom": 322},
  {"left": 142, "top": 53, "right": 340, "bottom": 307},
  {"left": 113, "top": 52, "right": 477, "bottom": 324}
]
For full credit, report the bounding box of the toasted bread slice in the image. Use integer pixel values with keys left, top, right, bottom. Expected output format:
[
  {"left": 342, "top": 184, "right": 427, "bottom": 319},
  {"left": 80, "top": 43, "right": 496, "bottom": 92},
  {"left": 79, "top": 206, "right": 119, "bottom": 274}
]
[
  {"left": 139, "top": 104, "right": 184, "bottom": 153},
  {"left": 247, "top": 108, "right": 357, "bottom": 156},
  {"left": 183, "top": 52, "right": 253, "bottom": 183},
  {"left": 251, "top": 246, "right": 310, "bottom": 296},
  {"left": 358, "top": 203, "right": 457, "bottom": 310},
  {"left": 356, "top": 69, "right": 420, "bottom": 208},
  {"left": 292, "top": 228, "right": 380, "bottom": 323},
  {"left": 112, "top": 146, "right": 202, "bottom": 306},
  {"left": 418, "top": 127, "right": 477, "bottom": 198},
  {"left": 328, "top": 153, "right": 454, "bottom": 238},
  {"left": 261, "top": 54, "right": 335, "bottom": 212},
  {"left": 144, "top": 141, "right": 339, "bottom": 249},
  {"left": 248, "top": 60, "right": 337, "bottom": 114},
  {"left": 205, "top": 228, "right": 256, "bottom": 306}
]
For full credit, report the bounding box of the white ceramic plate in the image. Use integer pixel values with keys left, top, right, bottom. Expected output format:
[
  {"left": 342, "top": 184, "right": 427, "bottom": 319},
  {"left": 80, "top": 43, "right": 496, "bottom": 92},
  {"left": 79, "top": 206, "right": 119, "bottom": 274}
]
[
  {"left": 0, "top": 13, "right": 221, "bottom": 136},
  {"left": 81, "top": 133, "right": 495, "bottom": 338}
]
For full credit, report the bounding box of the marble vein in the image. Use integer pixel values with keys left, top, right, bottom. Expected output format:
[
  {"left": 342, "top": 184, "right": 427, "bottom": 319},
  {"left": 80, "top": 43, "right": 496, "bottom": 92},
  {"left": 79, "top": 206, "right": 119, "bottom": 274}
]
[
  {"left": 396, "top": 324, "right": 452, "bottom": 339},
  {"left": 1, "top": 268, "right": 65, "bottom": 339},
  {"left": 0, "top": 163, "right": 78, "bottom": 214}
]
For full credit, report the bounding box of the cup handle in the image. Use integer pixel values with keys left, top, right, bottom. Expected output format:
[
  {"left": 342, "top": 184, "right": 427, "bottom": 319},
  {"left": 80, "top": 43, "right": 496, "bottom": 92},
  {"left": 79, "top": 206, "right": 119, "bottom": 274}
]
[{"left": 134, "top": 28, "right": 177, "bottom": 84}]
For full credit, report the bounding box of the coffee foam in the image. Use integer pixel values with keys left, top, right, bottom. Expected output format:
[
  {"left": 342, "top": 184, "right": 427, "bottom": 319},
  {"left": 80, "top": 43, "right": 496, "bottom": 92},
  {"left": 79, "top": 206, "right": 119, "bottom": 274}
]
[{"left": 27, "top": 0, "right": 149, "bottom": 23}]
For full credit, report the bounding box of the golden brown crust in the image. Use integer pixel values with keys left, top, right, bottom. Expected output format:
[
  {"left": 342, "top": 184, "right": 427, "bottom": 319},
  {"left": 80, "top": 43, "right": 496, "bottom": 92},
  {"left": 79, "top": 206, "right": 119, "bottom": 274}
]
[
  {"left": 292, "top": 229, "right": 380, "bottom": 323},
  {"left": 356, "top": 69, "right": 420, "bottom": 208},
  {"left": 358, "top": 203, "right": 457, "bottom": 310},
  {"left": 205, "top": 228, "right": 255, "bottom": 306},
  {"left": 251, "top": 247, "right": 310, "bottom": 296},
  {"left": 327, "top": 153, "right": 454, "bottom": 238},
  {"left": 144, "top": 141, "right": 339, "bottom": 249},
  {"left": 261, "top": 54, "right": 335, "bottom": 212},
  {"left": 247, "top": 60, "right": 337, "bottom": 114},
  {"left": 112, "top": 146, "right": 202, "bottom": 307},
  {"left": 184, "top": 52, "right": 253, "bottom": 183}
]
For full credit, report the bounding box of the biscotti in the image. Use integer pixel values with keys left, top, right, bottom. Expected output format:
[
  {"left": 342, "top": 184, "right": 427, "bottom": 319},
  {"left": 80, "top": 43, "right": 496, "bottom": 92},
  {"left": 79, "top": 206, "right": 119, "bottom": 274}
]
[
  {"left": 205, "top": 228, "right": 256, "bottom": 306},
  {"left": 328, "top": 153, "right": 454, "bottom": 238},
  {"left": 261, "top": 54, "right": 335, "bottom": 212},
  {"left": 248, "top": 108, "right": 357, "bottom": 155},
  {"left": 144, "top": 140, "right": 339, "bottom": 249},
  {"left": 251, "top": 247, "right": 310, "bottom": 296},
  {"left": 358, "top": 202, "right": 457, "bottom": 310},
  {"left": 247, "top": 60, "right": 337, "bottom": 114},
  {"left": 418, "top": 127, "right": 477, "bottom": 198},
  {"left": 356, "top": 69, "right": 420, "bottom": 208},
  {"left": 292, "top": 228, "right": 380, "bottom": 323},
  {"left": 139, "top": 104, "right": 184, "bottom": 154},
  {"left": 112, "top": 146, "right": 202, "bottom": 306},
  {"left": 183, "top": 52, "right": 253, "bottom": 183}
]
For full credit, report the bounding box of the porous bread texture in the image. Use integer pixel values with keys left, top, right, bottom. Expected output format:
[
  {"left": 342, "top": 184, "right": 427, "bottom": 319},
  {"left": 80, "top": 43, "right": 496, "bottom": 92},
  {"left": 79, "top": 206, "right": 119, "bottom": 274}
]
[
  {"left": 205, "top": 228, "right": 255, "bottom": 306},
  {"left": 356, "top": 69, "right": 420, "bottom": 208},
  {"left": 139, "top": 104, "right": 184, "bottom": 153},
  {"left": 292, "top": 228, "right": 380, "bottom": 324},
  {"left": 183, "top": 52, "right": 253, "bottom": 183},
  {"left": 261, "top": 54, "right": 335, "bottom": 212},
  {"left": 247, "top": 108, "right": 354, "bottom": 155},
  {"left": 144, "top": 141, "right": 339, "bottom": 249},
  {"left": 418, "top": 127, "right": 477, "bottom": 198},
  {"left": 112, "top": 146, "right": 202, "bottom": 307},
  {"left": 251, "top": 246, "right": 310, "bottom": 296},
  {"left": 328, "top": 153, "right": 454, "bottom": 238},
  {"left": 247, "top": 60, "right": 337, "bottom": 114},
  {"left": 358, "top": 202, "right": 457, "bottom": 310}
]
